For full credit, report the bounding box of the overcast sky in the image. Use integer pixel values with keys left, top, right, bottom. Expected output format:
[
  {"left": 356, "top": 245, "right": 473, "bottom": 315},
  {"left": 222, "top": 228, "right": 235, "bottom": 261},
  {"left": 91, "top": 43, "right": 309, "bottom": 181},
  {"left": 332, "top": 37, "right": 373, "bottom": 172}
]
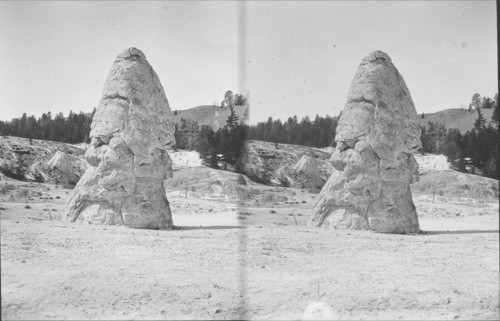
[
  {"left": 0, "top": 1, "right": 497, "bottom": 124},
  {"left": 0, "top": 1, "right": 240, "bottom": 120}
]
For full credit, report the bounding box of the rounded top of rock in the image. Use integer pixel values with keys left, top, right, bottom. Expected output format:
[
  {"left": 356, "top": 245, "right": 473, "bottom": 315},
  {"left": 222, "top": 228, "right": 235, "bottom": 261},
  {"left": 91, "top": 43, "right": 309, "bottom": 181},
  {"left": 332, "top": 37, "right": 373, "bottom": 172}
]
[
  {"left": 360, "top": 50, "right": 393, "bottom": 65},
  {"left": 335, "top": 49, "right": 421, "bottom": 157},
  {"left": 115, "top": 47, "right": 147, "bottom": 62}
]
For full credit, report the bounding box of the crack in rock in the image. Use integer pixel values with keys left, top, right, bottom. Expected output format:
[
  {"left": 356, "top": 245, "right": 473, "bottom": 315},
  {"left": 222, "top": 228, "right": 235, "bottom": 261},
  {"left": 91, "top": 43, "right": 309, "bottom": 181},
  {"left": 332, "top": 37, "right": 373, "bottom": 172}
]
[
  {"left": 349, "top": 97, "right": 376, "bottom": 106},
  {"left": 63, "top": 47, "right": 175, "bottom": 229},
  {"left": 103, "top": 94, "right": 130, "bottom": 105},
  {"left": 309, "top": 50, "right": 421, "bottom": 234}
]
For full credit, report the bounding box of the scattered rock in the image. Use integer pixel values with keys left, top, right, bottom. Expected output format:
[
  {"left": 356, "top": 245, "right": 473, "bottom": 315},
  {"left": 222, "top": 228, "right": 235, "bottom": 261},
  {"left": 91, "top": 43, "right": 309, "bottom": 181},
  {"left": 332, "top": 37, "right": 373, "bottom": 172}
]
[
  {"left": 64, "top": 48, "right": 176, "bottom": 229},
  {"left": 310, "top": 51, "right": 421, "bottom": 234}
]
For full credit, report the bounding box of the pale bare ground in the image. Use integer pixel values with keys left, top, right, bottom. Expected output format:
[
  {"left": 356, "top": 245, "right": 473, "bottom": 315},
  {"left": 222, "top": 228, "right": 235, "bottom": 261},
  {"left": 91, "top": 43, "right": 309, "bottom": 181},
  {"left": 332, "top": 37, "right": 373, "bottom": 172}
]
[{"left": 1, "top": 178, "right": 499, "bottom": 320}]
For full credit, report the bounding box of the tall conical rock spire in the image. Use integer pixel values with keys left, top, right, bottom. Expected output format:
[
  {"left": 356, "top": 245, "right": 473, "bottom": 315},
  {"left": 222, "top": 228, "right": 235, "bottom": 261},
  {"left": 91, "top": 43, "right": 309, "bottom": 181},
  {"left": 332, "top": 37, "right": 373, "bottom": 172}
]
[
  {"left": 309, "top": 50, "right": 421, "bottom": 234},
  {"left": 64, "top": 48, "right": 176, "bottom": 229}
]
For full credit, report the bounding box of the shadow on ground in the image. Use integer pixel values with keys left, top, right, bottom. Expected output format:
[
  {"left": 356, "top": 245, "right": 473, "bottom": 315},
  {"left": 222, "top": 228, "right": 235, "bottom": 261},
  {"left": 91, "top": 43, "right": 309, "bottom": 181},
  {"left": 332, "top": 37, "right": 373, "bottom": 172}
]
[
  {"left": 424, "top": 230, "right": 499, "bottom": 235},
  {"left": 176, "top": 225, "right": 245, "bottom": 230}
]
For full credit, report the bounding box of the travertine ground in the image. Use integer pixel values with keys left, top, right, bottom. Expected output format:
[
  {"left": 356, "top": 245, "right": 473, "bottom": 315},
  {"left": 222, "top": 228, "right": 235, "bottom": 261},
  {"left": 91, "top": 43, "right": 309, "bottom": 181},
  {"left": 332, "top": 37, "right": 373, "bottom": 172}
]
[{"left": 1, "top": 177, "right": 498, "bottom": 320}]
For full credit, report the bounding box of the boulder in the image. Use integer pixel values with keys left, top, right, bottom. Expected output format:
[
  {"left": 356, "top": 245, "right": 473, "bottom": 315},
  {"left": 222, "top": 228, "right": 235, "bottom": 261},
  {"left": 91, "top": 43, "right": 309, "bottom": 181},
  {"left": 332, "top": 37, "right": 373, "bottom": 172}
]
[
  {"left": 309, "top": 51, "right": 421, "bottom": 234},
  {"left": 64, "top": 48, "right": 176, "bottom": 229},
  {"left": 289, "top": 155, "right": 333, "bottom": 191},
  {"left": 43, "top": 151, "right": 81, "bottom": 185}
]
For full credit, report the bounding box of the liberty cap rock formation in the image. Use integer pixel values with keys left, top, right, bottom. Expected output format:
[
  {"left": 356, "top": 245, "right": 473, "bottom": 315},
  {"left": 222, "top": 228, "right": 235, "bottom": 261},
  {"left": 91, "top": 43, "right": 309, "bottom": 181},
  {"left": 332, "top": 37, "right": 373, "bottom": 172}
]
[
  {"left": 64, "top": 48, "right": 176, "bottom": 229},
  {"left": 309, "top": 50, "right": 421, "bottom": 234}
]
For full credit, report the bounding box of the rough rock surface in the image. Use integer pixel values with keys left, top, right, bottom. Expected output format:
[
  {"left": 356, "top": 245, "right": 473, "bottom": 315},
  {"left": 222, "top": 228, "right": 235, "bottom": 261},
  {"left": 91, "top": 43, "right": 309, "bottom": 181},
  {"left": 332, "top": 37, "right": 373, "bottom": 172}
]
[
  {"left": 290, "top": 155, "right": 334, "bottom": 191},
  {"left": 411, "top": 170, "right": 499, "bottom": 201},
  {"left": 0, "top": 136, "right": 87, "bottom": 185},
  {"left": 164, "top": 166, "right": 250, "bottom": 203},
  {"left": 237, "top": 140, "right": 331, "bottom": 191},
  {"left": 64, "top": 48, "right": 176, "bottom": 229},
  {"left": 43, "top": 151, "right": 83, "bottom": 185},
  {"left": 310, "top": 51, "right": 422, "bottom": 233}
]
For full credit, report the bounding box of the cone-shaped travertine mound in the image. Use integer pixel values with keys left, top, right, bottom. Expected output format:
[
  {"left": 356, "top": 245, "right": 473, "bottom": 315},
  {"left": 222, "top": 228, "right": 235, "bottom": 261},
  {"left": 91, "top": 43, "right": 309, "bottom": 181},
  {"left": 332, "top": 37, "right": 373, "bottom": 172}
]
[
  {"left": 64, "top": 48, "right": 176, "bottom": 229},
  {"left": 309, "top": 51, "right": 421, "bottom": 234}
]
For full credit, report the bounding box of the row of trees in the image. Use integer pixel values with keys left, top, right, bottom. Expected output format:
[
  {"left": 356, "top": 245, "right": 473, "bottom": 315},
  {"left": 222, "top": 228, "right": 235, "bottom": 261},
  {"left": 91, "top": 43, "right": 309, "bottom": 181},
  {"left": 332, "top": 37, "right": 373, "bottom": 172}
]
[
  {"left": 420, "top": 104, "right": 499, "bottom": 179},
  {"left": 0, "top": 104, "right": 246, "bottom": 171},
  {"left": 2, "top": 91, "right": 496, "bottom": 179},
  {"left": 174, "top": 112, "right": 340, "bottom": 170},
  {"left": 0, "top": 109, "right": 95, "bottom": 144},
  {"left": 246, "top": 114, "right": 338, "bottom": 148}
]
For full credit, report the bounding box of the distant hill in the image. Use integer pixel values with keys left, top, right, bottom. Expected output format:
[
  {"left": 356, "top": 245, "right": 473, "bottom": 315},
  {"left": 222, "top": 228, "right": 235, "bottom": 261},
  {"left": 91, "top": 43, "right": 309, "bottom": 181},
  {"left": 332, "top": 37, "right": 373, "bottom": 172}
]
[
  {"left": 417, "top": 108, "right": 495, "bottom": 134},
  {"left": 171, "top": 104, "right": 248, "bottom": 130}
]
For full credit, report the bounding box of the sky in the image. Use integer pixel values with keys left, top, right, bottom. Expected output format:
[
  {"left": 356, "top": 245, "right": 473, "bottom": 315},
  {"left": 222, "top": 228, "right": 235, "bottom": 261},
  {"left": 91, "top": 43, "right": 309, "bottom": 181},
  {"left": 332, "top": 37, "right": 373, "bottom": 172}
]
[
  {"left": 0, "top": 1, "right": 497, "bottom": 124},
  {"left": 0, "top": 1, "right": 240, "bottom": 120}
]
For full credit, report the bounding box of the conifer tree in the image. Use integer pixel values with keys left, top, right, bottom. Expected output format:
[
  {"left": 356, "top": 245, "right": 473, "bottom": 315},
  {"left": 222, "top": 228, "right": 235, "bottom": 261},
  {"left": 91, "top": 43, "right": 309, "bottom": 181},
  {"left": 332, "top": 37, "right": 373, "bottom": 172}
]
[{"left": 473, "top": 108, "right": 487, "bottom": 131}]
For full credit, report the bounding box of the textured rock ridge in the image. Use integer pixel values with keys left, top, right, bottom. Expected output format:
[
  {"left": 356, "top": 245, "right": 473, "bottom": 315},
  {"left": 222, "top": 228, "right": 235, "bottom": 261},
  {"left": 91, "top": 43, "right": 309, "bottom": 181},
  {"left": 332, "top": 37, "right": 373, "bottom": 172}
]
[
  {"left": 0, "top": 137, "right": 87, "bottom": 185},
  {"left": 309, "top": 50, "right": 421, "bottom": 233},
  {"left": 44, "top": 151, "right": 83, "bottom": 185},
  {"left": 290, "top": 155, "right": 334, "bottom": 191},
  {"left": 236, "top": 141, "right": 332, "bottom": 191},
  {"left": 64, "top": 48, "right": 176, "bottom": 229}
]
